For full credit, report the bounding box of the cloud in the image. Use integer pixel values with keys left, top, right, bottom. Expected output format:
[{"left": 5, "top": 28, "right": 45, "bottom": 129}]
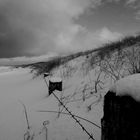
[
  {"left": 135, "top": 10, "right": 140, "bottom": 20},
  {"left": 106, "top": 0, "right": 120, "bottom": 3},
  {"left": 0, "top": 0, "right": 123, "bottom": 65},
  {"left": 126, "top": 0, "right": 138, "bottom": 5},
  {"left": 0, "top": 26, "right": 122, "bottom": 65},
  {"left": 125, "top": 0, "right": 140, "bottom": 9},
  {"left": 0, "top": 52, "right": 58, "bottom": 66},
  {"left": 98, "top": 27, "right": 122, "bottom": 42},
  {"left": 125, "top": 0, "right": 140, "bottom": 20},
  {"left": 0, "top": 0, "right": 123, "bottom": 60},
  {"left": 0, "top": 0, "right": 105, "bottom": 58},
  {"left": 55, "top": 26, "right": 123, "bottom": 53},
  {"left": 55, "top": 24, "right": 89, "bottom": 52}
]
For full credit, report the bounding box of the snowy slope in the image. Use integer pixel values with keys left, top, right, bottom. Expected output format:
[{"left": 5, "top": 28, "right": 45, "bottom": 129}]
[
  {"left": 0, "top": 66, "right": 13, "bottom": 74},
  {"left": 0, "top": 67, "right": 102, "bottom": 140},
  {"left": 110, "top": 74, "right": 140, "bottom": 101}
]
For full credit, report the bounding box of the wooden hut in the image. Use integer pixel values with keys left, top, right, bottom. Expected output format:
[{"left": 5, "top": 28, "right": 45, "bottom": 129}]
[{"left": 101, "top": 74, "right": 140, "bottom": 140}]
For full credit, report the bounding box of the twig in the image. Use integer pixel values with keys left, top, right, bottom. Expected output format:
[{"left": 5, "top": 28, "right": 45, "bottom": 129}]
[
  {"left": 43, "top": 77, "right": 96, "bottom": 140},
  {"left": 19, "top": 100, "right": 30, "bottom": 130},
  {"left": 37, "top": 110, "right": 101, "bottom": 129}
]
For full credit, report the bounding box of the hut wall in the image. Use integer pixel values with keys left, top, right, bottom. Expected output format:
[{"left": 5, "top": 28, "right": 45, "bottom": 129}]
[{"left": 101, "top": 91, "right": 140, "bottom": 140}]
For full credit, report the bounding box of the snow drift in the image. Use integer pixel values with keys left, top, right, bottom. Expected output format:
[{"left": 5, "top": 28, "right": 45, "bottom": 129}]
[{"left": 0, "top": 67, "right": 102, "bottom": 140}]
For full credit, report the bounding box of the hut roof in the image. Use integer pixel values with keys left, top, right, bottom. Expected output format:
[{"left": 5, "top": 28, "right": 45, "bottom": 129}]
[{"left": 110, "top": 74, "right": 140, "bottom": 101}]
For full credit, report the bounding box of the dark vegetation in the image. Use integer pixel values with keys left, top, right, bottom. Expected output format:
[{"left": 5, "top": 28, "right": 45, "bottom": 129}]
[
  {"left": 19, "top": 51, "right": 95, "bottom": 77},
  {"left": 17, "top": 34, "right": 140, "bottom": 78}
]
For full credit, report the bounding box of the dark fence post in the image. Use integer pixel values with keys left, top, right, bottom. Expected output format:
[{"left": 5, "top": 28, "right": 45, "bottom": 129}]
[{"left": 101, "top": 90, "right": 140, "bottom": 140}]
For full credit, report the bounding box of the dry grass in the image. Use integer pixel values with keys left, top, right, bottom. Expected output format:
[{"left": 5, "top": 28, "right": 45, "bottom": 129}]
[{"left": 16, "top": 34, "right": 140, "bottom": 77}]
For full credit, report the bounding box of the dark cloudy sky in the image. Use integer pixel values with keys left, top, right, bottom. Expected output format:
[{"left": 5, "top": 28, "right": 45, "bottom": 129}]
[{"left": 0, "top": 0, "right": 140, "bottom": 60}]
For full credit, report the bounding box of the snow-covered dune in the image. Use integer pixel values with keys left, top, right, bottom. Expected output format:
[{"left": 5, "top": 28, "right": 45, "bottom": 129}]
[
  {"left": 0, "top": 67, "right": 102, "bottom": 140},
  {"left": 0, "top": 66, "right": 13, "bottom": 74}
]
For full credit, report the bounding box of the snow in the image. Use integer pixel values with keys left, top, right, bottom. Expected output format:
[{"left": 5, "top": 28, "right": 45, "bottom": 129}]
[
  {"left": 110, "top": 74, "right": 140, "bottom": 101},
  {"left": 49, "top": 77, "right": 62, "bottom": 82},
  {"left": 0, "top": 67, "right": 102, "bottom": 140},
  {"left": 0, "top": 66, "right": 13, "bottom": 74}
]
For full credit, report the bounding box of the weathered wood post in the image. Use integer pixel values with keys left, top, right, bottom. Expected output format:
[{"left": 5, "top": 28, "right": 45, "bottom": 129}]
[
  {"left": 101, "top": 74, "right": 140, "bottom": 140},
  {"left": 49, "top": 77, "right": 62, "bottom": 95},
  {"left": 43, "top": 120, "right": 50, "bottom": 140},
  {"left": 43, "top": 73, "right": 62, "bottom": 96}
]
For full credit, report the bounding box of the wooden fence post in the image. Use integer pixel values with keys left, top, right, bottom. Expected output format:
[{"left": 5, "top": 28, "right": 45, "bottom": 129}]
[{"left": 101, "top": 76, "right": 140, "bottom": 140}]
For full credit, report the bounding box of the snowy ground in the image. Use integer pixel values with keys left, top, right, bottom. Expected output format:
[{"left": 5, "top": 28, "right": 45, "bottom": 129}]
[{"left": 0, "top": 67, "right": 103, "bottom": 140}]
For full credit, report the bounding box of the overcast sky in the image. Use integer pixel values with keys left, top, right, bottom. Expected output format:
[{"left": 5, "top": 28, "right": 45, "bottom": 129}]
[{"left": 0, "top": 0, "right": 140, "bottom": 62}]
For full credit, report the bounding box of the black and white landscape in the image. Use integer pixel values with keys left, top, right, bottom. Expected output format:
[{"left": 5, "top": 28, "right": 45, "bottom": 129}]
[{"left": 0, "top": 0, "right": 140, "bottom": 140}]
